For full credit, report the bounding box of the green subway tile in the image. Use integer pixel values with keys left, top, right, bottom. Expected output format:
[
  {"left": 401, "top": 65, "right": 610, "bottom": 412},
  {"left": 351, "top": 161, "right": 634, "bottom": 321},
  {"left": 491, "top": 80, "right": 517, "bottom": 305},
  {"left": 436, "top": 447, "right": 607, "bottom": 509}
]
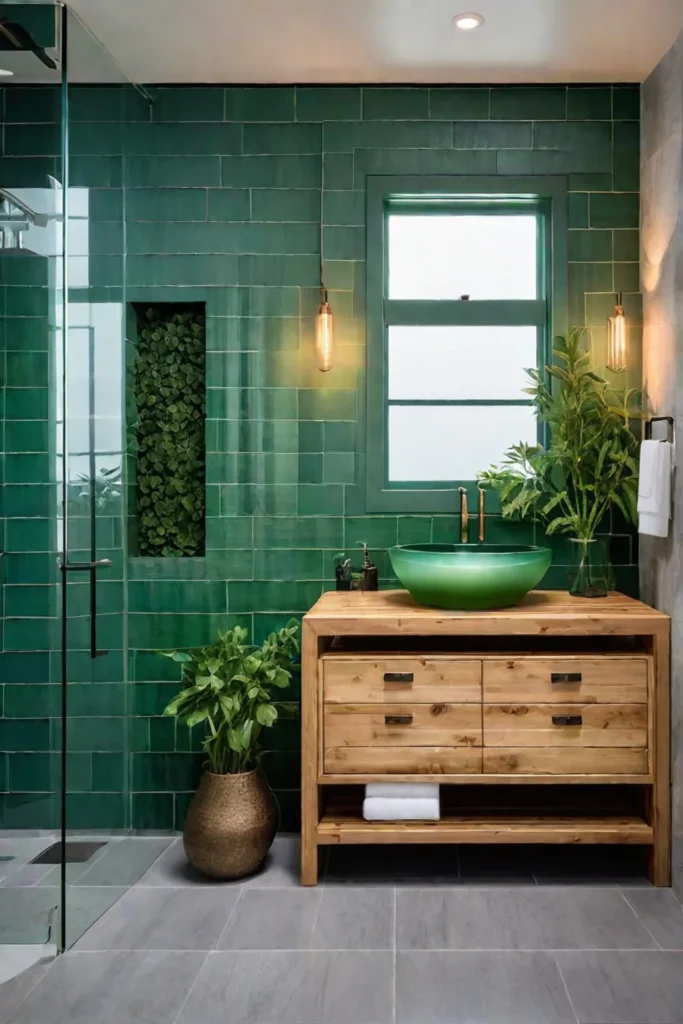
[
  {"left": 243, "top": 123, "right": 321, "bottom": 154},
  {"left": 126, "top": 188, "right": 208, "bottom": 221},
  {"left": 67, "top": 683, "right": 126, "bottom": 717},
  {"left": 5, "top": 288, "right": 50, "bottom": 317},
  {"left": 4, "top": 123, "right": 61, "bottom": 156},
  {"left": 323, "top": 153, "right": 354, "bottom": 189},
  {"left": 5, "top": 86, "right": 61, "bottom": 123},
  {"left": 222, "top": 154, "right": 320, "bottom": 188},
  {"left": 345, "top": 516, "right": 398, "bottom": 549},
  {"left": 568, "top": 263, "right": 613, "bottom": 320},
  {"left": 227, "top": 482, "right": 299, "bottom": 517},
  {"left": 586, "top": 291, "right": 621, "bottom": 325},
  {"left": 66, "top": 753, "right": 94, "bottom": 793},
  {"left": 490, "top": 86, "right": 567, "bottom": 120},
  {"left": 69, "top": 121, "right": 125, "bottom": 155},
  {"left": 126, "top": 155, "right": 221, "bottom": 187},
  {"left": 590, "top": 192, "right": 639, "bottom": 228},
  {"left": 568, "top": 172, "right": 613, "bottom": 191},
  {"left": 128, "top": 580, "right": 227, "bottom": 613},
  {"left": 250, "top": 188, "right": 319, "bottom": 222},
  {"left": 4, "top": 449, "right": 52, "bottom": 485},
  {"left": 323, "top": 452, "right": 355, "bottom": 484},
  {"left": 323, "top": 190, "right": 364, "bottom": 226},
  {"left": 69, "top": 86, "right": 124, "bottom": 122},
  {"left": 568, "top": 193, "right": 589, "bottom": 228},
  {"left": 297, "top": 484, "right": 344, "bottom": 515},
  {"left": 613, "top": 85, "right": 640, "bottom": 120},
  {"left": 298, "top": 421, "right": 324, "bottom": 453},
  {"left": 126, "top": 253, "right": 238, "bottom": 286},
  {"left": 8, "top": 753, "right": 52, "bottom": 792},
  {"left": 614, "top": 263, "right": 640, "bottom": 293},
  {"left": 4, "top": 684, "right": 59, "bottom": 718},
  {"left": 613, "top": 229, "right": 640, "bottom": 262},
  {"left": 69, "top": 155, "right": 123, "bottom": 188},
  {"left": 65, "top": 793, "right": 126, "bottom": 829},
  {"left": 5, "top": 351, "right": 48, "bottom": 387},
  {"left": 91, "top": 753, "right": 124, "bottom": 792},
  {"left": 4, "top": 585, "right": 55, "bottom": 618},
  {"left": 235, "top": 451, "right": 299, "bottom": 484},
  {"left": 127, "top": 220, "right": 318, "bottom": 255},
  {"left": 131, "top": 793, "right": 175, "bottom": 830},
  {"left": 253, "top": 516, "right": 343, "bottom": 549},
  {"left": 131, "top": 682, "right": 179, "bottom": 715},
  {"left": 206, "top": 188, "right": 251, "bottom": 221},
  {"left": 428, "top": 87, "right": 489, "bottom": 120},
  {"left": 4, "top": 318, "right": 49, "bottom": 351},
  {"left": 132, "top": 752, "right": 200, "bottom": 792},
  {"left": 325, "top": 120, "right": 451, "bottom": 151},
  {"left": 0, "top": 157, "right": 58, "bottom": 189},
  {"left": 324, "top": 421, "right": 356, "bottom": 452},
  {"left": 253, "top": 549, "right": 324, "bottom": 580},
  {"left": 614, "top": 120, "right": 640, "bottom": 191},
  {"left": 238, "top": 253, "right": 318, "bottom": 287},
  {"left": 298, "top": 389, "right": 356, "bottom": 420},
  {"left": 0, "top": 794, "right": 59, "bottom": 830},
  {"left": 354, "top": 148, "right": 497, "bottom": 184},
  {"left": 89, "top": 186, "right": 124, "bottom": 220},
  {"left": 296, "top": 87, "right": 361, "bottom": 121},
  {"left": 0, "top": 719, "right": 51, "bottom": 752},
  {"left": 0, "top": 652, "right": 50, "bottom": 684},
  {"left": 229, "top": 580, "right": 321, "bottom": 613},
  {"left": 128, "top": 718, "right": 150, "bottom": 752},
  {"left": 208, "top": 317, "right": 300, "bottom": 354},
  {"left": 567, "top": 87, "right": 612, "bottom": 120},
  {"left": 362, "top": 88, "right": 429, "bottom": 120},
  {"left": 65, "top": 717, "right": 127, "bottom": 753},
  {"left": 398, "top": 516, "right": 433, "bottom": 544},
  {"left": 4, "top": 420, "right": 49, "bottom": 452},
  {"left": 207, "top": 386, "right": 297, "bottom": 420},
  {"left": 3, "top": 552, "right": 56, "bottom": 585},
  {"left": 225, "top": 87, "right": 295, "bottom": 122},
  {"left": 152, "top": 86, "right": 225, "bottom": 121},
  {"left": 209, "top": 286, "right": 300, "bottom": 317},
  {"left": 568, "top": 230, "right": 612, "bottom": 262},
  {"left": 124, "top": 122, "right": 241, "bottom": 154},
  {"left": 323, "top": 225, "right": 364, "bottom": 260},
  {"left": 534, "top": 120, "right": 611, "bottom": 159},
  {"left": 89, "top": 221, "right": 125, "bottom": 256},
  {"left": 454, "top": 122, "right": 531, "bottom": 149},
  {"left": 149, "top": 718, "right": 176, "bottom": 752},
  {"left": 298, "top": 453, "right": 324, "bottom": 484}
]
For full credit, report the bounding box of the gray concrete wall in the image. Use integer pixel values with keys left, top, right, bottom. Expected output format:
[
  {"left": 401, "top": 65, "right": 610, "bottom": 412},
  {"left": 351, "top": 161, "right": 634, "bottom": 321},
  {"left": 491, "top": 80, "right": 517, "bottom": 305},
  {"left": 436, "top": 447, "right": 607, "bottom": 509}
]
[{"left": 640, "top": 27, "right": 683, "bottom": 894}]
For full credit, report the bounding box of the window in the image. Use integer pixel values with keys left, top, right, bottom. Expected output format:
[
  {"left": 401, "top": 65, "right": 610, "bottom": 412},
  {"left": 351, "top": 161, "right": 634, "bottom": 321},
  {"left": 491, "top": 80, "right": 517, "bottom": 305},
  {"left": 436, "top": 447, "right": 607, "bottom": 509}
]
[{"left": 366, "top": 176, "right": 567, "bottom": 513}]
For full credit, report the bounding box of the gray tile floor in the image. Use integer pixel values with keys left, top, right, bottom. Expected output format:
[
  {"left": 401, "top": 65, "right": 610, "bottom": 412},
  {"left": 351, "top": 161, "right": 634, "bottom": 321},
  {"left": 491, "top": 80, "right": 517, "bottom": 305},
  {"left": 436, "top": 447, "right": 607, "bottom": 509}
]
[{"left": 3, "top": 838, "right": 683, "bottom": 1024}]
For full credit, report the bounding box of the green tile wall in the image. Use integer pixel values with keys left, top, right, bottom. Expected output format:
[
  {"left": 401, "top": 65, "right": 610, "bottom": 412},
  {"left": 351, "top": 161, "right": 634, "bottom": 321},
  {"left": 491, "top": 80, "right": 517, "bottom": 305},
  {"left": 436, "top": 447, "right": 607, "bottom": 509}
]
[{"left": 0, "top": 83, "right": 641, "bottom": 833}]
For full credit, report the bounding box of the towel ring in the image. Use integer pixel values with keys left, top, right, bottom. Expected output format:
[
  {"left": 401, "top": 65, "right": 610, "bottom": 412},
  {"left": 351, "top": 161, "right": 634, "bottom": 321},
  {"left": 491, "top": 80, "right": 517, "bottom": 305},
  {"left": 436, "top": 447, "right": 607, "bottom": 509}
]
[{"left": 645, "top": 416, "right": 674, "bottom": 444}]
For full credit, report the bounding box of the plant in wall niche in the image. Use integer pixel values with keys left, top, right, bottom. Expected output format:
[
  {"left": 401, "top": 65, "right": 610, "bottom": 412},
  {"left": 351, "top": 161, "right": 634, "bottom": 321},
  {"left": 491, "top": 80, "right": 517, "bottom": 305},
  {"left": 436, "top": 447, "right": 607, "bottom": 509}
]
[
  {"left": 479, "top": 329, "right": 640, "bottom": 597},
  {"left": 160, "top": 621, "right": 300, "bottom": 879},
  {"left": 134, "top": 307, "right": 205, "bottom": 557}
]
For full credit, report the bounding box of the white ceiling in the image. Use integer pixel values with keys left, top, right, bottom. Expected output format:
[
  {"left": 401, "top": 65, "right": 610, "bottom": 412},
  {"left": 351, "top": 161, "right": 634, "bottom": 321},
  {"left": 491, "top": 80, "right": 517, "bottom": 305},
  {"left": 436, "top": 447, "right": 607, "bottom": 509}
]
[{"left": 8, "top": 0, "right": 683, "bottom": 84}]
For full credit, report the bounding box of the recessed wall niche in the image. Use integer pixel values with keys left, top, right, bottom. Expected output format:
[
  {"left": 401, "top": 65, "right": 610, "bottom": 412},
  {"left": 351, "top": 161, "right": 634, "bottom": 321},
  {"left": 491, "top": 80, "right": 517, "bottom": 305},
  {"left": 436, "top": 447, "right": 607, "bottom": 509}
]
[{"left": 127, "top": 302, "right": 206, "bottom": 557}]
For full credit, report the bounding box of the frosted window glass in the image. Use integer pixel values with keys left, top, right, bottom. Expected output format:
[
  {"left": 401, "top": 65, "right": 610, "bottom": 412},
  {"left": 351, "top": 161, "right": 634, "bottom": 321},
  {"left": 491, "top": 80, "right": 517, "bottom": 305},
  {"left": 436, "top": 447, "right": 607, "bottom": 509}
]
[
  {"left": 388, "top": 214, "right": 537, "bottom": 300},
  {"left": 388, "top": 404, "right": 537, "bottom": 482},
  {"left": 388, "top": 326, "right": 537, "bottom": 401}
]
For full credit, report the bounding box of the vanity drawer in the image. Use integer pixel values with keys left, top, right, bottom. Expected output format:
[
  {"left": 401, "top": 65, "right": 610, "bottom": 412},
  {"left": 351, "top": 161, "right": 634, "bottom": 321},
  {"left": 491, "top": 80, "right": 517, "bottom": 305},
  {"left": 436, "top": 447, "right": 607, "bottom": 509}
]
[
  {"left": 483, "top": 704, "right": 648, "bottom": 748},
  {"left": 323, "top": 657, "right": 481, "bottom": 704},
  {"left": 483, "top": 747, "right": 649, "bottom": 776},
  {"left": 324, "top": 746, "right": 482, "bottom": 775},
  {"left": 324, "top": 703, "right": 482, "bottom": 748},
  {"left": 483, "top": 658, "right": 648, "bottom": 704}
]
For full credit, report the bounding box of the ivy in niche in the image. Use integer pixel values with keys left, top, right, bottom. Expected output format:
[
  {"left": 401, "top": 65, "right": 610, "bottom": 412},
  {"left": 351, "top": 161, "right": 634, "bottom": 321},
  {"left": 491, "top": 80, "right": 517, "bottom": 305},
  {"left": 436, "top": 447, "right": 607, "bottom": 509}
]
[{"left": 134, "top": 305, "right": 206, "bottom": 556}]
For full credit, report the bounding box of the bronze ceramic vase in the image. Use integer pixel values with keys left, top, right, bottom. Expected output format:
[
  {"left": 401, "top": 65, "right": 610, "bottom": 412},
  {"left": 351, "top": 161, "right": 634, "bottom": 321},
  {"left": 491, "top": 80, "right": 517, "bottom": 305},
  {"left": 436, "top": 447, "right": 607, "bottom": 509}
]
[{"left": 183, "top": 766, "right": 277, "bottom": 879}]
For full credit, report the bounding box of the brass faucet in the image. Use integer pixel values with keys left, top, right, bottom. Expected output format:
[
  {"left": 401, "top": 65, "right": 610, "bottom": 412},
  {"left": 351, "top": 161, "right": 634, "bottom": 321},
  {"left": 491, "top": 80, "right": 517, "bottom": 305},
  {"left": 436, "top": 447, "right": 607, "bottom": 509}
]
[
  {"left": 478, "top": 486, "right": 486, "bottom": 543},
  {"left": 458, "top": 487, "right": 469, "bottom": 544}
]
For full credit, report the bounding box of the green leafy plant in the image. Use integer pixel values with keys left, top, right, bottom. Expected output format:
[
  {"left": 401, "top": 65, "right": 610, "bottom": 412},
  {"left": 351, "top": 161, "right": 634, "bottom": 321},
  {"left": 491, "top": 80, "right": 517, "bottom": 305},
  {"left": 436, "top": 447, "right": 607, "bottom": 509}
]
[
  {"left": 161, "top": 621, "right": 300, "bottom": 775},
  {"left": 134, "top": 307, "right": 205, "bottom": 557},
  {"left": 479, "top": 329, "right": 640, "bottom": 541}
]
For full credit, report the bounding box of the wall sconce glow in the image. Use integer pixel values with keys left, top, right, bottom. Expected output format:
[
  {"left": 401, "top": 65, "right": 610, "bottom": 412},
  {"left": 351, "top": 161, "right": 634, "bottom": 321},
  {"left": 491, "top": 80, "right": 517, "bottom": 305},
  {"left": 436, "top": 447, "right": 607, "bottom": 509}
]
[
  {"left": 316, "top": 295, "right": 334, "bottom": 372},
  {"left": 453, "top": 12, "right": 484, "bottom": 30},
  {"left": 607, "top": 293, "right": 628, "bottom": 373}
]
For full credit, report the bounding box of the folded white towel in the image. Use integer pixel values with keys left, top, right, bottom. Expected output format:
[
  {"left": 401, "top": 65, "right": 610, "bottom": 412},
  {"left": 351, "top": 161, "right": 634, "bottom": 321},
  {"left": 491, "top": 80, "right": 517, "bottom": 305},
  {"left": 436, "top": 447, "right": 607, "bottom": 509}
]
[
  {"left": 638, "top": 440, "right": 672, "bottom": 537},
  {"left": 362, "top": 796, "right": 440, "bottom": 821},
  {"left": 365, "top": 783, "right": 439, "bottom": 800}
]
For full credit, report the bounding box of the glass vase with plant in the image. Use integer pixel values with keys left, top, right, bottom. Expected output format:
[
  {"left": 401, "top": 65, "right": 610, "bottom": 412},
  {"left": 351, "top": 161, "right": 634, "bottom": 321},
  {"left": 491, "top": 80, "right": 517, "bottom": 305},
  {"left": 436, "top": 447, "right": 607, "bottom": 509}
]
[
  {"left": 160, "top": 621, "right": 300, "bottom": 879},
  {"left": 479, "top": 328, "right": 640, "bottom": 597}
]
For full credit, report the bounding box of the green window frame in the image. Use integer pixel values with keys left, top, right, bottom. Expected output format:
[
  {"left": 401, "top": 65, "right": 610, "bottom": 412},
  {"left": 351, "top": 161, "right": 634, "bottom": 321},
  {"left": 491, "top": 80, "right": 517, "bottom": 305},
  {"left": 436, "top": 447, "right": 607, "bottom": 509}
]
[{"left": 365, "top": 175, "right": 568, "bottom": 513}]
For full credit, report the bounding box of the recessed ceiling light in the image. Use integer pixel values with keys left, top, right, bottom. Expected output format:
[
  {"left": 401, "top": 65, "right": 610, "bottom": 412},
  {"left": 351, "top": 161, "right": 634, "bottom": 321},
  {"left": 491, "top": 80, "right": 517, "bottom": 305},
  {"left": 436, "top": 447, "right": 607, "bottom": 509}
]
[
  {"left": 453, "top": 12, "right": 484, "bottom": 30},
  {"left": 0, "top": 69, "right": 14, "bottom": 77}
]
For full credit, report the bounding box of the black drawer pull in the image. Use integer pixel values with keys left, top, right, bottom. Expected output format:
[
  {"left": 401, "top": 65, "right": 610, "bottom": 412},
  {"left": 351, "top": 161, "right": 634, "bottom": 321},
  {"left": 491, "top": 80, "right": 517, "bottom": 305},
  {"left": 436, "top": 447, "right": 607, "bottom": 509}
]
[
  {"left": 551, "top": 672, "right": 582, "bottom": 684},
  {"left": 552, "top": 714, "right": 583, "bottom": 726},
  {"left": 384, "top": 672, "right": 414, "bottom": 684},
  {"left": 384, "top": 714, "right": 413, "bottom": 726}
]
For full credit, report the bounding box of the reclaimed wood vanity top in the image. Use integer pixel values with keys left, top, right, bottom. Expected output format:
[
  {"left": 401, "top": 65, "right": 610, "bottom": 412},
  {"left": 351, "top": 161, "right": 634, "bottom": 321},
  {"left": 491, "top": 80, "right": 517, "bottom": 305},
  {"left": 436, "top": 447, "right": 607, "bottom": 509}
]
[{"left": 304, "top": 589, "right": 669, "bottom": 637}]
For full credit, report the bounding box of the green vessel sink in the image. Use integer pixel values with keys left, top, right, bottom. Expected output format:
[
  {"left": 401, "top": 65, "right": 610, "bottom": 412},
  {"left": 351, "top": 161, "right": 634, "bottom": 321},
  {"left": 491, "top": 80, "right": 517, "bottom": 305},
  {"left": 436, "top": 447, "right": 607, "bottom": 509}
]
[{"left": 389, "top": 543, "right": 552, "bottom": 611}]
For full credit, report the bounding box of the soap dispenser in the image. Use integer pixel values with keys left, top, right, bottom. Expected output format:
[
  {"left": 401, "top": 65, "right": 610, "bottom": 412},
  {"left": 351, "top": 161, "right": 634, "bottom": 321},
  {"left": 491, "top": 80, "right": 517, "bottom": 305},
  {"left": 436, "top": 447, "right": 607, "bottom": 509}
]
[{"left": 359, "top": 542, "right": 378, "bottom": 591}]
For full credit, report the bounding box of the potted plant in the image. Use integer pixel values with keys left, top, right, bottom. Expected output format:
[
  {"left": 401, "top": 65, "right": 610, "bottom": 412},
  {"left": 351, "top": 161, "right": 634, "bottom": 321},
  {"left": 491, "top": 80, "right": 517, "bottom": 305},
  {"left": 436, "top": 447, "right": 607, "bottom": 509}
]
[
  {"left": 479, "top": 329, "right": 640, "bottom": 597},
  {"left": 161, "top": 620, "right": 299, "bottom": 879}
]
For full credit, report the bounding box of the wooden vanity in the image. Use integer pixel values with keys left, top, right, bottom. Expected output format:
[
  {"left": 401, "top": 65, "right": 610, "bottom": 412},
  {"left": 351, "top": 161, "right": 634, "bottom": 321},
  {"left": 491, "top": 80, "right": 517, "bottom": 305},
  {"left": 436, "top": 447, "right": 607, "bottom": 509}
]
[{"left": 301, "top": 589, "right": 671, "bottom": 885}]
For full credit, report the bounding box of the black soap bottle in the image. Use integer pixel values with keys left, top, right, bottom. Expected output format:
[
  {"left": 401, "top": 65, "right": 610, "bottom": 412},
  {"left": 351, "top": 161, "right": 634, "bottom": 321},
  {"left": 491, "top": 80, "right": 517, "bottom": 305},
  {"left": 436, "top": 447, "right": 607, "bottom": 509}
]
[{"left": 359, "top": 542, "right": 378, "bottom": 591}]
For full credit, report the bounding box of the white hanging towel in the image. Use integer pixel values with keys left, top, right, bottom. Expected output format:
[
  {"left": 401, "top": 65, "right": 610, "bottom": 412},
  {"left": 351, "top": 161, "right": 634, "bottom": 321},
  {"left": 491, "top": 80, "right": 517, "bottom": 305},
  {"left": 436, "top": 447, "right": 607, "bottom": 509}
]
[
  {"left": 638, "top": 439, "right": 673, "bottom": 537},
  {"left": 362, "top": 796, "right": 440, "bottom": 821}
]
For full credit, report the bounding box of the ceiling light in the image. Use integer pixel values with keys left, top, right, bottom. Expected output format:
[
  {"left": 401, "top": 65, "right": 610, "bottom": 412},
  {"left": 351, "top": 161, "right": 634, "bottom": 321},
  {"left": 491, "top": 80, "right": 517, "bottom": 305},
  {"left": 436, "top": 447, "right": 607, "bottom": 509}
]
[
  {"left": 453, "top": 12, "right": 484, "bottom": 30},
  {"left": 0, "top": 69, "right": 14, "bottom": 77}
]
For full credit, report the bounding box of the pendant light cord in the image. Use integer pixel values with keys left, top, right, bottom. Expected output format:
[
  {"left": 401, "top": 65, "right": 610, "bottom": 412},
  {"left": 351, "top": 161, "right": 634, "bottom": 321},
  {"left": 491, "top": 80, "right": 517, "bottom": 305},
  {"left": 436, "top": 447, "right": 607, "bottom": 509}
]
[{"left": 320, "top": 122, "right": 326, "bottom": 302}]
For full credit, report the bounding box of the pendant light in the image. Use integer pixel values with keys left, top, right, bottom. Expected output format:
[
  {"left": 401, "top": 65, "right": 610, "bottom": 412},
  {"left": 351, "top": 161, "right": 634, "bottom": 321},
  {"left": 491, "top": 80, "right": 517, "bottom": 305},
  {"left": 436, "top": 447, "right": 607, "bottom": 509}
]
[
  {"left": 315, "top": 131, "right": 333, "bottom": 372},
  {"left": 606, "top": 292, "right": 627, "bottom": 373}
]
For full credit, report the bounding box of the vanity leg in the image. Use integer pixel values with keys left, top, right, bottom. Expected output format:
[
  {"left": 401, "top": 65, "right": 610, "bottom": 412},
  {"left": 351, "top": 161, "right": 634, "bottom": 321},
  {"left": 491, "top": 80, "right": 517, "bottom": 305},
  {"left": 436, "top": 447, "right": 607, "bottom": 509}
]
[
  {"left": 301, "top": 619, "right": 320, "bottom": 885},
  {"left": 648, "top": 626, "right": 671, "bottom": 886}
]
